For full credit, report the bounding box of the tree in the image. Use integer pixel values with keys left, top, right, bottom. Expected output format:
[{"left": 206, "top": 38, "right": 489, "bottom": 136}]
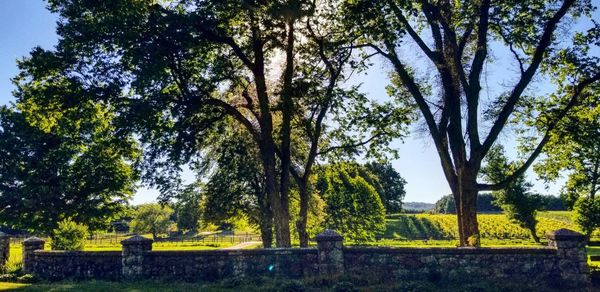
[
  {"left": 533, "top": 94, "right": 600, "bottom": 211},
  {"left": 431, "top": 195, "right": 457, "bottom": 214},
  {"left": 0, "top": 50, "right": 140, "bottom": 234},
  {"left": 481, "top": 146, "right": 543, "bottom": 242},
  {"left": 540, "top": 196, "right": 566, "bottom": 211},
  {"left": 365, "top": 162, "right": 407, "bottom": 213},
  {"left": 44, "top": 0, "right": 405, "bottom": 248},
  {"left": 130, "top": 203, "right": 174, "bottom": 240},
  {"left": 316, "top": 163, "right": 386, "bottom": 242},
  {"left": 345, "top": 0, "right": 600, "bottom": 245},
  {"left": 199, "top": 123, "right": 274, "bottom": 248},
  {"left": 573, "top": 196, "right": 600, "bottom": 238},
  {"left": 174, "top": 184, "right": 203, "bottom": 233},
  {"left": 431, "top": 193, "right": 501, "bottom": 214}
]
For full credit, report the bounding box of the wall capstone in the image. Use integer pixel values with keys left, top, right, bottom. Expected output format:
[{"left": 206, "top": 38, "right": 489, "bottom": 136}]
[
  {"left": 0, "top": 231, "right": 9, "bottom": 269},
  {"left": 22, "top": 237, "right": 45, "bottom": 274},
  {"left": 315, "top": 229, "right": 344, "bottom": 278},
  {"left": 121, "top": 235, "right": 153, "bottom": 279},
  {"left": 547, "top": 228, "right": 589, "bottom": 289}
]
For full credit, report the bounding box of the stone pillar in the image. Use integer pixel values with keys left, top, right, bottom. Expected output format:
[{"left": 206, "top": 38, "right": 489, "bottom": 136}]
[
  {"left": 315, "top": 229, "right": 344, "bottom": 278},
  {"left": 121, "top": 235, "right": 153, "bottom": 280},
  {"left": 0, "top": 231, "right": 9, "bottom": 269},
  {"left": 22, "top": 237, "right": 45, "bottom": 274},
  {"left": 547, "top": 228, "right": 590, "bottom": 289}
]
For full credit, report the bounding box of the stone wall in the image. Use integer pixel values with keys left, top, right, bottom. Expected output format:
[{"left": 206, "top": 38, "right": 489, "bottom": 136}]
[
  {"left": 21, "top": 229, "right": 590, "bottom": 289},
  {"left": 30, "top": 251, "right": 122, "bottom": 281},
  {"left": 142, "top": 249, "right": 318, "bottom": 281},
  {"left": 345, "top": 247, "right": 558, "bottom": 285}
]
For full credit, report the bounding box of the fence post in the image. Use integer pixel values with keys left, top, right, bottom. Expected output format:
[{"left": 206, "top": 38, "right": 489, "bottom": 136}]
[
  {"left": 0, "top": 231, "right": 9, "bottom": 269},
  {"left": 22, "top": 237, "right": 45, "bottom": 274},
  {"left": 121, "top": 235, "right": 153, "bottom": 280},
  {"left": 547, "top": 228, "right": 590, "bottom": 288},
  {"left": 315, "top": 229, "right": 344, "bottom": 278}
]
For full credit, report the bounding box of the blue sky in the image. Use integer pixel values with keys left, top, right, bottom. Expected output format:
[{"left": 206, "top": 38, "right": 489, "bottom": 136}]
[{"left": 2, "top": 0, "right": 596, "bottom": 204}]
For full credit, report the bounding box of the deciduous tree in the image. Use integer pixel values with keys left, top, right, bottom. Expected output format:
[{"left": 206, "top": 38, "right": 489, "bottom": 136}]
[
  {"left": 0, "top": 50, "right": 140, "bottom": 234},
  {"left": 345, "top": 0, "right": 600, "bottom": 245}
]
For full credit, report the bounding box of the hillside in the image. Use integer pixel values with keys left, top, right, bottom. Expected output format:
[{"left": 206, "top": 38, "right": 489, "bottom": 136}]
[
  {"left": 381, "top": 212, "right": 580, "bottom": 241},
  {"left": 403, "top": 202, "right": 434, "bottom": 212}
]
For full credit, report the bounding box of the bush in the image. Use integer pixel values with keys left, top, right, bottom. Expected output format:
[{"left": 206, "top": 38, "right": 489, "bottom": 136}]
[
  {"left": 51, "top": 219, "right": 88, "bottom": 250},
  {"left": 573, "top": 197, "right": 600, "bottom": 238}
]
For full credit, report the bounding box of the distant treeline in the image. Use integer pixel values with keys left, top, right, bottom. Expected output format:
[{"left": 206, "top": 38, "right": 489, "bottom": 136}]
[{"left": 430, "top": 193, "right": 566, "bottom": 214}]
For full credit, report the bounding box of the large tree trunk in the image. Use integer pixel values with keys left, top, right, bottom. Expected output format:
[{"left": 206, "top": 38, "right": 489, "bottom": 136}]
[
  {"left": 259, "top": 208, "right": 273, "bottom": 248},
  {"left": 455, "top": 170, "right": 480, "bottom": 246},
  {"left": 259, "top": 143, "right": 291, "bottom": 248},
  {"left": 296, "top": 181, "right": 310, "bottom": 247},
  {"left": 278, "top": 18, "right": 294, "bottom": 248}
]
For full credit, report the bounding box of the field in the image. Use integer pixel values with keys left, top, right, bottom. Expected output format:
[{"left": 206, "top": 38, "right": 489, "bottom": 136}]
[{"left": 378, "top": 211, "right": 581, "bottom": 246}]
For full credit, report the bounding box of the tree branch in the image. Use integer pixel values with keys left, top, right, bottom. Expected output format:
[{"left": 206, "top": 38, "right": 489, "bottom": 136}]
[
  {"left": 480, "top": 0, "right": 576, "bottom": 159},
  {"left": 478, "top": 71, "right": 600, "bottom": 191}
]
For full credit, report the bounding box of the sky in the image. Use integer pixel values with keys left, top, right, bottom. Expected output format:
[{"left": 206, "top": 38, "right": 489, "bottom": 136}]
[{"left": 1, "top": 0, "right": 596, "bottom": 204}]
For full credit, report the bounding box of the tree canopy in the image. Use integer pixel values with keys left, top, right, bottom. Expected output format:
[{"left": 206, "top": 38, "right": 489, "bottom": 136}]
[
  {"left": 0, "top": 49, "right": 140, "bottom": 234},
  {"left": 317, "top": 163, "right": 386, "bottom": 242}
]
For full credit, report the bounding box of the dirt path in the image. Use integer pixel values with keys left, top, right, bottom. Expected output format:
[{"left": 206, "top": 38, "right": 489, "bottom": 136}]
[{"left": 220, "top": 241, "right": 262, "bottom": 250}]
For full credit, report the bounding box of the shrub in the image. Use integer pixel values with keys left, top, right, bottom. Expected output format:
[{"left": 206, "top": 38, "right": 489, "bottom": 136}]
[
  {"left": 573, "top": 196, "right": 600, "bottom": 238},
  {"left": 51, "top": 219, "right": 88, "bottom": 250}
]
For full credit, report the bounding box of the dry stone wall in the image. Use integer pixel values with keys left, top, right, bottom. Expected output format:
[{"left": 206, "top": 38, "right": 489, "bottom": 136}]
[{"left": 19, "top": 229, "right": 590, "bottom": 289}]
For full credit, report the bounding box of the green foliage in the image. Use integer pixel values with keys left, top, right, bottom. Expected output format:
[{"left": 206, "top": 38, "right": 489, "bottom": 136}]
[
  {"left": 345, "top": 0, "right": 600, "bottom": 246},
  {"left": 198, "top": 125, "right": 273, "bottom": 245},
  {"left": 533, "top": 95, "right": 600, "bottom": 211},
  {"left": 130, "top": 203, "right": 174, "bottom": 240},
  {"left": 174, "top": 184, "right": 203, "bottom": 233},
  {"left": 481, "top": 146, "right": 543, "bottom": 242},
  {"left": 431, "top": 193, "right": 501, "bottom": 214},
  {"left": 317, "top": 163, "right": 386, "bottom": 242},
  {"left": 0, "top": 106, "right": 139, "bottom": 234},
  {"left": 290, "top": 189, "right": 327, "bottom": 240},
  {"left": 573, "top": 197, "right": 600, "bottom": 238},
  {"left": 50, "top": 219, "right": 89, "bottom": 251},
  {"left": 0, "top": 48, "right": 140, "bottom": 234},
  {"left": 541, "top": 195, "right": 567, "bottom": 211},
  {"left": 431, "top": 195, "right": 456, "bottom": 214},
  {"left": 364, "top": 162, "right": 407, "bottom": 213}
]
